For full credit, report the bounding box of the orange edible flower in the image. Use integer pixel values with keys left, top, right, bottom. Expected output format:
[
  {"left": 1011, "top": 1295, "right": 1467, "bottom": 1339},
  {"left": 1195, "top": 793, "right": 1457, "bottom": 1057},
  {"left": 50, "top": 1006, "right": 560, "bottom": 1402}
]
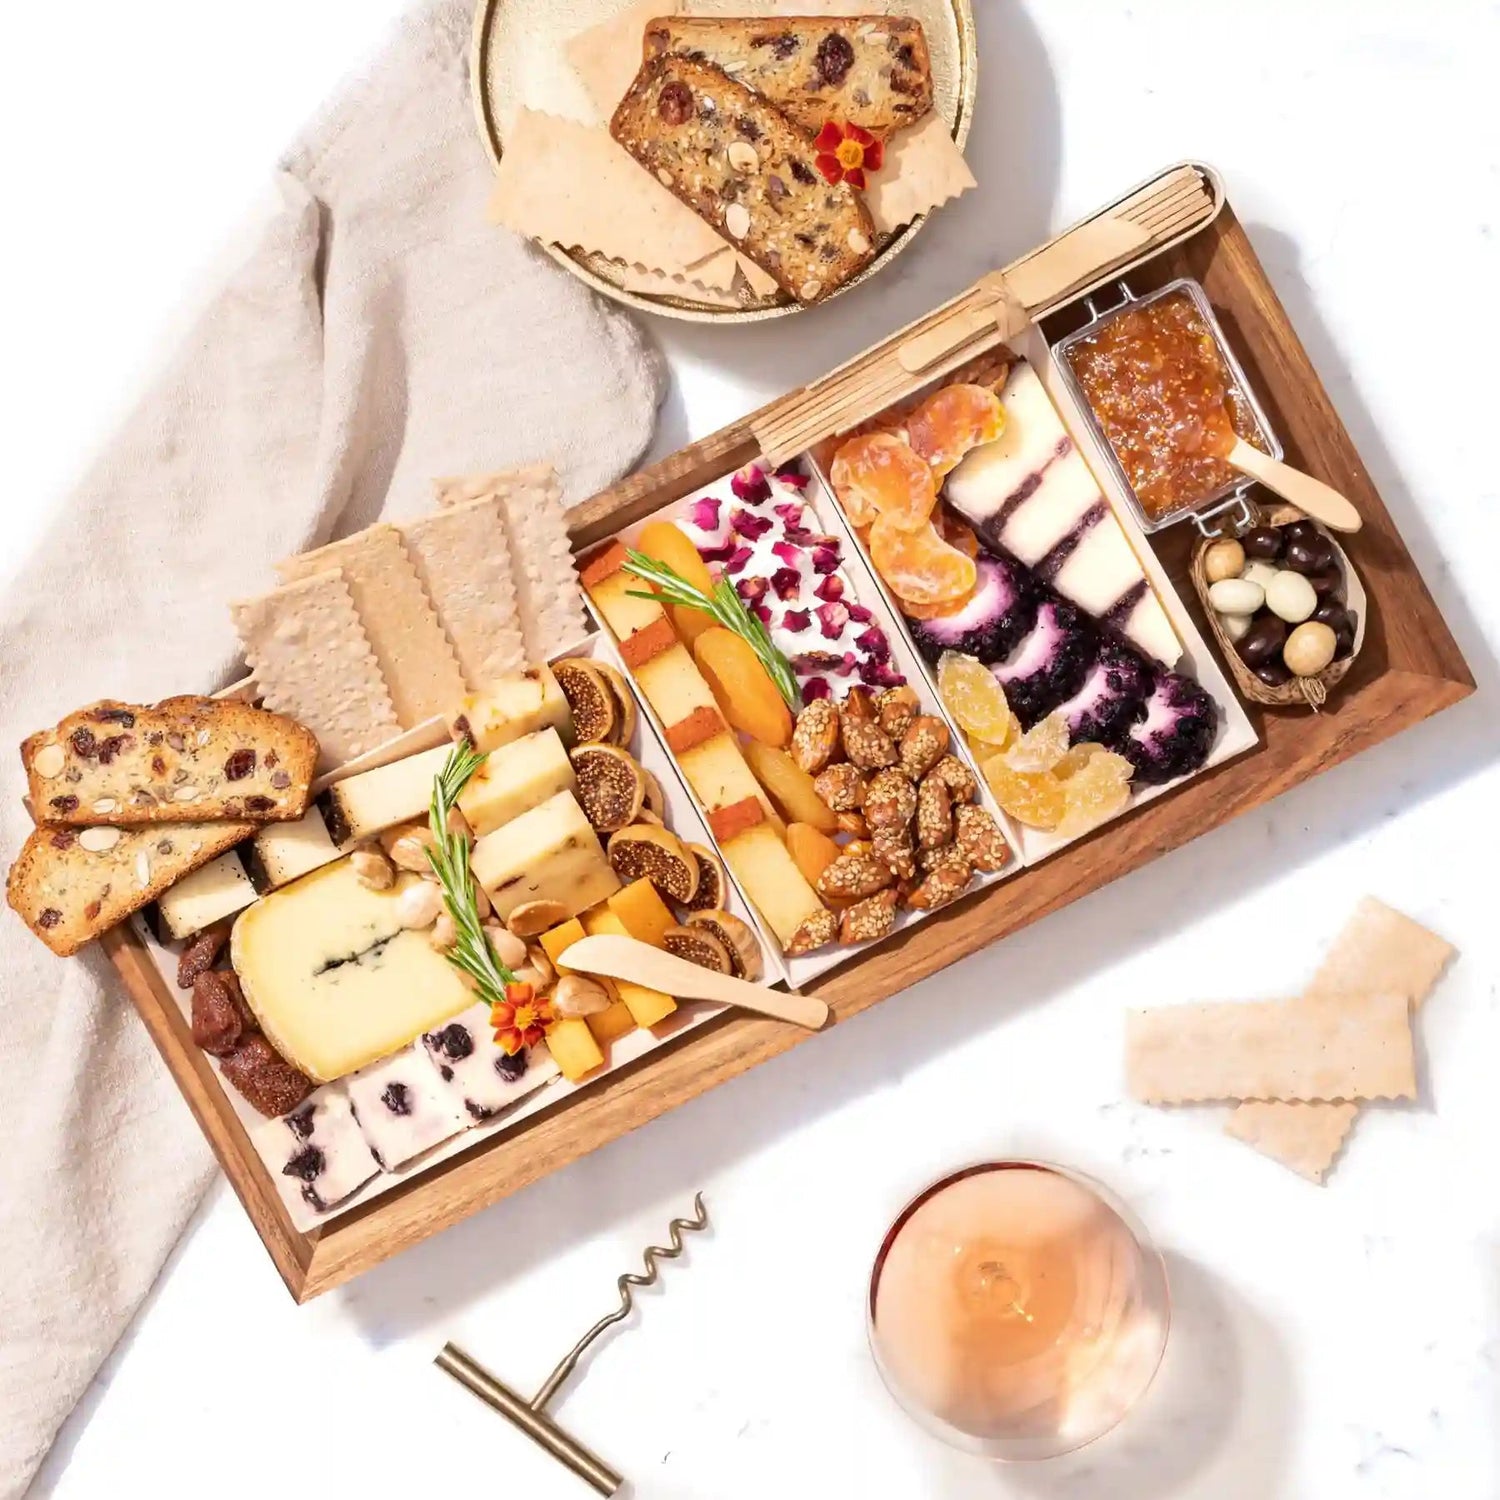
[
  {"left": 814, "top": 121, "right": 884, "bottom": 190},
  {"left": 490, "top": 982, "right": 555, "bottom": 1056}
]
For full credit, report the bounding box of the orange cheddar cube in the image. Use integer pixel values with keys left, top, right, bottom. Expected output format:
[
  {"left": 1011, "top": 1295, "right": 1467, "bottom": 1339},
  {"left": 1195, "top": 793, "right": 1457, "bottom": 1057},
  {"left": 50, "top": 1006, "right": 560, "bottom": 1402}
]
[
  {"left": 580, "top": 907, "right": 678, "bottom": 1028},
  {"left": 539, "top": 917, "right": 587, "bottom": 974},
  {"left": 608, "top": 878, "right": 676, "bottom": 947},
  {"left": 587, "top": 997, "right": 637, "bottom": 1046},
  {"left": 545, "top": 1016, "right": 605, "bottom": 1081}
]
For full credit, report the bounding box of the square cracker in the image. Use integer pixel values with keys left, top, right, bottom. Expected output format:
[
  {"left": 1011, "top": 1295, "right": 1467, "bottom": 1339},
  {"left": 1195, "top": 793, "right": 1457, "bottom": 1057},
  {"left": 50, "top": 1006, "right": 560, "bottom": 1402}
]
[
  {"left": 231, "top": 570, "right": 399, "bottom": 767},
  {"left": 277, "top": 526, "right": 465, "bottom": 727},
  {"left": 1126, "top": 992, "right": 1416, "bottom": 1105},
  {"left": 1225, "top": 899, "right": 1454, "bottom": 1180},
  {"left": 398, "top": 500, "right": 526, "bottom": 688}
]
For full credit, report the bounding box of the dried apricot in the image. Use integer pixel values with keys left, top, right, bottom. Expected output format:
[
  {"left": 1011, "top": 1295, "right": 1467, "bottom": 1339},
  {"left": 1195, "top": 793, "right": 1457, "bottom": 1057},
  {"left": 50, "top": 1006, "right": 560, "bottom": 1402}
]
[
  {"left": 1004, "top": 710, "right": 1070, "bottom": 773},
  {"left": 907, "top": 384, "right": 1005, "bottom": 477},
  {"left": 786, "top": 821, "right": 842, "bottom": 888},
  {"left": 744, "top": 740, "right": 839, "bottom": 832},
  {"left": 870, "top": 515, "right": 977, "bottom": 606},
  {"left": 1055, "top": 753, "right": 1133, "bottom": 838},
  {"left": 937, "top": 652, "right": 1014, "bottom": 747},
  {"left": 982, "top": 756, "right": 1067, "bottom": 831},
  {"left": 694, "top": 627, "right": 793, "bottom": 747},
  {"left": 829, "top": 431, "right": 936, "bottom": 532},
  {"left": 638, "top": 520, "right": 716, "bottom": 645}
]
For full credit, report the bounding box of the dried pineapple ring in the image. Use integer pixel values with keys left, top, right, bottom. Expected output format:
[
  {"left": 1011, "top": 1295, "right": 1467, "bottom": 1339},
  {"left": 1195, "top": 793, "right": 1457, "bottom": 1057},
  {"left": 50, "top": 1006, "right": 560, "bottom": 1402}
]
[
  {"left": 1055, "top": 754, "right": 1134, "bottom": 838},
  {"left": 870, "top": 515, "right": 977, "bottom": 606},
  {"left": 982, "top": 755, "right": 1067, "bottom": 831},
  {"left": 829, "top": 431, "right": 936, "bottom": 532},
  {"left": 908, "top": 384, "right": 1006, "bottom": 478},
  {"left": 1004, "top": 710, "right": 1070, "bottom": 773},
  {"left": 937, "top": 652, "right": 1014, "bottom": 747}
]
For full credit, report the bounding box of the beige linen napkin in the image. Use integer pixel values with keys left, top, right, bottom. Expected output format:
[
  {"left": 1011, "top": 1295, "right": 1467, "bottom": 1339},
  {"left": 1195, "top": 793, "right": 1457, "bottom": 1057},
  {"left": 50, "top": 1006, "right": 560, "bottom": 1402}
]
[{"left": 0, "top": 4, "right": 663, "bottom": 1494}]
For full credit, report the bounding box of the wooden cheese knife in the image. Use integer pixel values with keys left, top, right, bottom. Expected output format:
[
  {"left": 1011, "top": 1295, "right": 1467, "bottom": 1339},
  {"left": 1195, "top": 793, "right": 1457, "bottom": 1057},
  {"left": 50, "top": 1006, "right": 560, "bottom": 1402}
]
[
  {"left": 559, "top": 934, "right": 829, "bottom": 1031},
  {"left": 1219, "top": 435, "right": 1363, "bottom": 533}
]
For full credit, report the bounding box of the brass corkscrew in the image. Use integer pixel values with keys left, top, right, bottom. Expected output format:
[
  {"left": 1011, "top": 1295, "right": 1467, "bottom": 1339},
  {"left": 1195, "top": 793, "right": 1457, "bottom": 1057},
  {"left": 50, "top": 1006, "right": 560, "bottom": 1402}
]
[{"left": 435, "top": 1193, "right": 710, "bottom": 1495}]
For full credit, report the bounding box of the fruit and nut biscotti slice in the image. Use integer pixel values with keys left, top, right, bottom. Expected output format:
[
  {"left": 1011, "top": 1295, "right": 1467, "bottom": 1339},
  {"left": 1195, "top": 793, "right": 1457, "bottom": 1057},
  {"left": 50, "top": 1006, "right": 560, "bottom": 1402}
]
[
  {"left": 22, "top": 697, "right": 318, "bottom": 826},
  {"left": 611, "top": 54, "right": 876, "bottom": 304},
  {"left": 643, "top": 15, "right": 933, "bottom": 137}
]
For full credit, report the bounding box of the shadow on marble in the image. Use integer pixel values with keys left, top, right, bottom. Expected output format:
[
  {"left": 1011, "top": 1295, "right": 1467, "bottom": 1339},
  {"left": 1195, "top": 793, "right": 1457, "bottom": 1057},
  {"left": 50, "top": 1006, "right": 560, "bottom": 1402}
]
[
  {"left": 921, "top": 1254, "right": 1294, "bottom": 1500},
  {"left": 647, "top": 0, "right": 1063, "bottom": 458}
]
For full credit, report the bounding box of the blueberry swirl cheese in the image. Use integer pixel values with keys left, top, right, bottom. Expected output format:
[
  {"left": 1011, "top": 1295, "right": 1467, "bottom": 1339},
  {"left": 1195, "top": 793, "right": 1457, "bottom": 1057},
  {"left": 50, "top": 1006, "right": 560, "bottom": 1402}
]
[{"left": 611, "top": 54, "right": 876, "bottom": 303}]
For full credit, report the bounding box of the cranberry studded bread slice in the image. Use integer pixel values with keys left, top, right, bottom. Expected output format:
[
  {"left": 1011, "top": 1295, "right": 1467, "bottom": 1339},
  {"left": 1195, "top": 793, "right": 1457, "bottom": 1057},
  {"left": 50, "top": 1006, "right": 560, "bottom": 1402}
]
[
  {"left": 611, "top": 54, "right": 876, "bottom": 304},
  {"left": 8, "top": 818, "right": 256, "bottom": 957},
  {"left": 643, "top": 16, "right": 934, "bottom": 137},
  {"left": 22, "top": 697, "right": 318, "bottom": 826}
]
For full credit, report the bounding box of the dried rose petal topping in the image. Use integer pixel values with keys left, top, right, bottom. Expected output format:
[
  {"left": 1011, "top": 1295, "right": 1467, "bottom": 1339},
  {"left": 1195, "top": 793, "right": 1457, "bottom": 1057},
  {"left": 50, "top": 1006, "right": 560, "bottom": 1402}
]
[
  {"left": 771, "top": 540, "right": 802, "bottom": 569},
  {"left": 812, "top": 546, "right": 841, "bottom": 575},
  {"left": 817, "top": 601, "right": 851, "bottom": 639},
  {"left": 751, "top": 602, "right": 774, "bottom": 624},
  {"left": 725, "top": 545, "right": 755, "bottom": 576},
  {"left": 793, "top": 649, "right": 847, "bottom": 673},
  {"left": 860, "top": 658, "right": 906, "bottom": 688},
  {"left": 686, "top": 496, "right": 723, "bottom": 535},
  {"left": 736, "top": 575, "right": 769, "bottom": 604},
  {"left": 813, "top": 574, "right": 845, "bottom": 603},
  {"left": 775, "top": 465, "right": 810, "bottom": 491},
  {"left": 847, "top": 602, "right": 874, "bottom": 624},
  {"left": 803, "top": 676, "right": 832, "bottom": 700},
  {"left": 730, "top": 465, "right": 772, "bottom": 505},
  {"left": 730, "top": 508, "right": 774, "bottom": 541},
  {"left": 774, "top": 501, "right": 805, "bottom": 528},
  {"left": 699, "top": 541, "right": 736, "bottom": 565},
  {"left": 782, "top": 608, "right": 812, "bottom": 633},
  {"left": 770, "top": 567, "right": 802, "bottom": 601},
  {"left": 856, "top": 625, "right": 890, "bottom": 660}
]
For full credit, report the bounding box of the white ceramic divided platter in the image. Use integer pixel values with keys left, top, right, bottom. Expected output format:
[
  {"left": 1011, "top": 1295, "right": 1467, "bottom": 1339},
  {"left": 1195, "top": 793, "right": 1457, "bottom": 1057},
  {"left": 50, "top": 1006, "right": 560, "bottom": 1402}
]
[
  {"left": 587, "top": 465, "right": 1024, "bottom": 991},
  {"left": 133, "top": 631, "right": 747, "bottom": 1234},
  {"left": 805, "top": 321, "right": 1259, "bottom": 866}
]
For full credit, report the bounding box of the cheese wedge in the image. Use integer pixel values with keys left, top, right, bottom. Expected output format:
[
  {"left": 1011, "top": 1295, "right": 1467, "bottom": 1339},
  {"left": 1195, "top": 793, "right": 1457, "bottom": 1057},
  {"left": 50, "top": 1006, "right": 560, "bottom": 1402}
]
[
  {"left": 677, "top": 732, "right": 777, "bottom": 823},
  {"left": 721, "top": 821, "right": 825, "bottom": 949},
  {"left": 320, "top": 744, "right": 451, "bottom": 846},
  {"left": 244, "top": 809, "right": 346, "bottom": 894},
  {"left": 470, "top": 790, "right": 620, "bottom": 921},
  {"left": 456, "top": 728, "right": 575, "bottom": 838},
  {"left": 148, "top": 851, "right": 257, "bottom": 942},
  {"left": 633, "top": 645, "right": 718, "bottom": 729},
  {"left": 231, "top": 859, "right": 472, "bottom": 1082},
  {"left": 448, "top": 666, "right": 573, "bottom": 753}
]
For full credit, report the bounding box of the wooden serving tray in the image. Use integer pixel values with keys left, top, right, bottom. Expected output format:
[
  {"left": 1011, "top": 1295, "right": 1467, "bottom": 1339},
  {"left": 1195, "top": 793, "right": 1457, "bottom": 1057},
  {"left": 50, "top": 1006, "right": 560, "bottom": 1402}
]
[{"left": 104, "top": 197, "right": 1473, "bottom": 1302}]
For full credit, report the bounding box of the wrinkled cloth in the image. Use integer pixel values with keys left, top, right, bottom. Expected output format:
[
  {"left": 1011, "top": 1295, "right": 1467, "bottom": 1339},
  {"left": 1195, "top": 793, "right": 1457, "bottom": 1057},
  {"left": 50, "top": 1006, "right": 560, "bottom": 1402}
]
[{"left": 0, "top": 5, "right": 664, "bottom": 1492}]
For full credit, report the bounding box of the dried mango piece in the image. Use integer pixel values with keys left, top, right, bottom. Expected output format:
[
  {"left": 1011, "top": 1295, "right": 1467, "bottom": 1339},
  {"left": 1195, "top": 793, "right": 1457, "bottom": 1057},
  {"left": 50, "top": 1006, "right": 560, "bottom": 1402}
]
[
  {"left": 829, "top": 431, "right": 936, "bottom": 532},
  {"left": 908, "top": 384, "right": 1005, "bottom": 478},
  {"left": 982, "top": 755, "right": 1066, "bottom": 830},
  {"left": 1055, "top": 752, "right": 1134, "bottom": 839},
  {"left": 1004, "top": 710, "right": 1070, "bottom": 773},
  {"left": 870, "top": 515, "right": 977, "bottom": 606},
  {"left": 937, "top": 652, "right": 1014, "bottom": 747}
]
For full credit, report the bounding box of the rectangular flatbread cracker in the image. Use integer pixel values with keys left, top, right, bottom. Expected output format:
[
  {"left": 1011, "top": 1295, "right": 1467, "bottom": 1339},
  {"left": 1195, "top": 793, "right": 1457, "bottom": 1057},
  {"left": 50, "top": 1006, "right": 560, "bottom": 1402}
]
[
  {"left": 398, "top": 499, "right": 526, "bottom": 688},
  {"left": 231, "top": 570, "right": 400, "bottom": 767},
  {"left": 1126, "top": 992, "right": 1416, "bottom": 1105},
  {"left": 430, "top": 466, "right": 587, "bottom": 662},
  {"left": 1225, "top": 899, "right": 1454, "bottom": 1180},
  {"left": 277, "top": 526, "right": 465, "bottom": 728}
]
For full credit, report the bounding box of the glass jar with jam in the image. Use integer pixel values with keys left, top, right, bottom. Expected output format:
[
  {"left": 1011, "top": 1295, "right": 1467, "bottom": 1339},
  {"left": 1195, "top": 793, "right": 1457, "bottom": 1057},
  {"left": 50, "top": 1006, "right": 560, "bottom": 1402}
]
[{"left": 1055, "top": 278, "right": 1280, "bottom": 533}]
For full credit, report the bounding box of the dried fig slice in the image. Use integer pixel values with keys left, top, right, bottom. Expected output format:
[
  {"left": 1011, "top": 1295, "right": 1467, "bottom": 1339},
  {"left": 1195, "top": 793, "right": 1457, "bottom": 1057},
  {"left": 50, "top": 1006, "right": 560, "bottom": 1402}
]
[
  {"left": 593, "top": 660, "right": 640, "bottom": 746},
  {"left": 662, "top": 923, "right": 732, "bottom": 974},
  {"left": 607, "top": 823, "right": 700, "bottom": 905},
  {"left": 680, "top": 841, "right": 728, "bottom": 913},
  {"left": 686, "top": 909, "right": 762, "bottom": 980},
  {"left": 570, "top": 743, "right": 647, "bottom": 833},
  {"left": 553, "top": 659, "right": 618, "bottom": 745}
]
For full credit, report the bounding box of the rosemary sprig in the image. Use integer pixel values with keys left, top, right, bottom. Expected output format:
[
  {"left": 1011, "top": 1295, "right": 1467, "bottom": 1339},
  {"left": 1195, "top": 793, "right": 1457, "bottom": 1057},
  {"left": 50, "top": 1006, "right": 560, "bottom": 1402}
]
[
  {"left": 427, "top": 743, "right": 517, "bottom": 1008},
  {"left": 622, "top": 550, "right": 802, "bottom": 713}
]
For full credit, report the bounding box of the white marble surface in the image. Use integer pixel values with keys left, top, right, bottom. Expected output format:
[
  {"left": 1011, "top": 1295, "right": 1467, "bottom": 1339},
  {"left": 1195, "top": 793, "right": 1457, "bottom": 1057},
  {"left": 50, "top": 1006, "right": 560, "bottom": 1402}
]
[{"left": 9, "top": 0, "right": 1500, "bottom": 1495}]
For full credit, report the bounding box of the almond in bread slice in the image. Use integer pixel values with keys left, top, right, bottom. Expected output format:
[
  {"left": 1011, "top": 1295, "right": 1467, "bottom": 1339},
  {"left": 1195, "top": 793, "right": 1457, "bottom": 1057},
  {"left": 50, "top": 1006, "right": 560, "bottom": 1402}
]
[
  {"left": 8, "top": 818, "right": 255, "bottom": 957},
  {"left": 610, "top": 54, "right": 876, "bottom": 304},
  {"left": 643, "top": 16, "right": 933, "bottom": 137},
  {"left": 22, "top": 697, "right": 317, "bottom": 826}
]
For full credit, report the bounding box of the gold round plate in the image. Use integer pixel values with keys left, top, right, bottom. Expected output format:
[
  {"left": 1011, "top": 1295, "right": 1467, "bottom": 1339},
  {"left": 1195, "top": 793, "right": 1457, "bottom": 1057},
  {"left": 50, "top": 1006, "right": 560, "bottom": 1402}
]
[{"left": 470, "top": 0, "right": 977, "bottom": 322}]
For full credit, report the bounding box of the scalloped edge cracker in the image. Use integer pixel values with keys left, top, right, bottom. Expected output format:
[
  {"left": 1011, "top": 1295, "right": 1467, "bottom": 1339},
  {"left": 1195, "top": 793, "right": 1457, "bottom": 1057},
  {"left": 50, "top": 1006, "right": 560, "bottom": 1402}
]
[
  {"left": 1126, "top": 992, "right": 1416, "bottom": 1105},
  {"left": 398, "top": 499, "right": 526, "bottom": 688},
  {"left": 231, "top": 570, "right": 399, "bottom": 768},
  {"left": 1225, "top": 899, "right": 1455, "bottom": 1180},
  {"left": 276, "top": 526, "right": 465, "bottom": 728}
]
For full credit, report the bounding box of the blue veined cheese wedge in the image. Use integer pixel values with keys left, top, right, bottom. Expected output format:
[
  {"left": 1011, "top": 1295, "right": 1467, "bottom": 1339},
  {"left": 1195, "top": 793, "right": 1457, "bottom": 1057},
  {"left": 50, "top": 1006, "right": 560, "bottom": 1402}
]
[
  {"left": 944, "top": 361, "right": 1182, "bottom": 668},
  {"left": 230, "top": 858, "right": 471, "bottom": 1082}
]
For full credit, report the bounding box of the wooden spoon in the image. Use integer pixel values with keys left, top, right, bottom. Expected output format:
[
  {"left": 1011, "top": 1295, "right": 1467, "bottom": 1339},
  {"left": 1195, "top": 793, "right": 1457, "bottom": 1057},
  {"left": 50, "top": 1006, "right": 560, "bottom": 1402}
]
[
  {"left": 1220, "top": 435, "right": 1362, "bottom": 533},
  {"left": 559, "top": 934, "right": 829, "bottom": 1032}
]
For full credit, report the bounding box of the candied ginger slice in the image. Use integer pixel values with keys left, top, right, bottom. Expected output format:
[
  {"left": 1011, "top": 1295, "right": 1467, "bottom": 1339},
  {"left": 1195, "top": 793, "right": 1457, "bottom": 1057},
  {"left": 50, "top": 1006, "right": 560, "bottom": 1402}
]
[
  {"left": 908, "top": 384, "right": 1006, "bottom": 478},
  {"left": 982, "top": 756, "right": 1067, "bottom": 830},
  {"left": 1055, "top": 755, "right": 1134, "bottom": 838},
  {"left": 1004, "top": 710, "right": 1070, "bottom": 773},
  {"left": 937, "top": 651, "right": 1014, "bottom": 747}
]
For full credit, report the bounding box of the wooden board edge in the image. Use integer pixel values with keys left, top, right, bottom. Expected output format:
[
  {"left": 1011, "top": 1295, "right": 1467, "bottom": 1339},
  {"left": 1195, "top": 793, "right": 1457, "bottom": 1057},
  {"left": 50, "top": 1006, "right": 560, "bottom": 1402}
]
[{"left": 100, "top": 927, "right": 315, "bottom": 1300}]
